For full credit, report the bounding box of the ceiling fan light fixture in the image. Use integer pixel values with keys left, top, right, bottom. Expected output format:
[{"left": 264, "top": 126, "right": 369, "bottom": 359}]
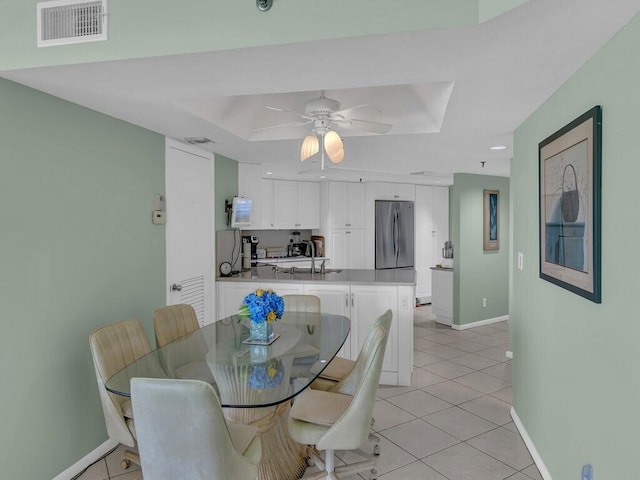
[
  {"left": 301, "top": 133, "right": 319, "bottom": 161},
  {"left": 324, "top": 130, "right": 344, "bottom": 164}
]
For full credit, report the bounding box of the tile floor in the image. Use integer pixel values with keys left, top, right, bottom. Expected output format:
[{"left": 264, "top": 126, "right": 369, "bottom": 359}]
[{"left": 76, "top": 306, "right": 542, "bottom": 480}]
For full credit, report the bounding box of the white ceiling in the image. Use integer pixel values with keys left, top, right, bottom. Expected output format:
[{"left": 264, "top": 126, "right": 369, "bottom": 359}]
[{"left": 2, "top": 0, "right": 639, "bottom": 184}]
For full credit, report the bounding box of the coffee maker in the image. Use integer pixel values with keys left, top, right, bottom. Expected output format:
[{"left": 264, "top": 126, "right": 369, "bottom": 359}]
[
  {"left": 242, "top": 235, "right": 259, "bottom": 267},
  {"left": 288, "top": 231, "right": 303, "bottom": 257}
]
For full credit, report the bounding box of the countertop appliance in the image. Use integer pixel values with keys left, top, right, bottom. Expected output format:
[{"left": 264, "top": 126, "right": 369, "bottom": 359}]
[
  {"left": 375, "top": 200, "right": 415, "bottom": 269},
  {"left": 242, "top": 235, "right": 259, "bottom": 261}
]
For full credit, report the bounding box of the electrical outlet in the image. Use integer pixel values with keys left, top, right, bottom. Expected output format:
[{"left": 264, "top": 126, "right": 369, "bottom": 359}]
[{"left": 482, "top": 298, "right": 487, "bottom": 308}]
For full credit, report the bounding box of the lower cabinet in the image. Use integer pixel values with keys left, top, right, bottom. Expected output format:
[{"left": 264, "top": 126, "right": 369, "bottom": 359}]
[{"left": 217, "top": 280, "right": 414, "bottom": 385}]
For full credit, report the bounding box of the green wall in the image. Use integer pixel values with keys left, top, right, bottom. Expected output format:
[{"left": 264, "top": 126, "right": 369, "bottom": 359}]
[
  {"left": 214, "top": 155, "right": 238, "bottom": 231},
  {"left": 0, "top": 78, "right": 165, "bottom": 479},
  {"left": 511, "top": 13, "right": 640, "bottom": 479},
  {"left": 0, "top": 0, "right": 481, "bottom": 71},
  {"left": 452, "top": 173, "right": 510, "bottom": 326}
]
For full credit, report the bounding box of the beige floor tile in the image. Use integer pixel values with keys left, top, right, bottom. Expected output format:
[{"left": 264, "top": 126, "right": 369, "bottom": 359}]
[
  {"left": 476, "top": 346, "right": 512, "bottom": 362},
  {"left": 459, "top": 395, "right": 513, "bottom": 425},
  {"left": 422, "top": 344, "right": 467, "bottom": 360},
  {"left": 386, "top": 389, "right": 451, "bottom": 417},
  {"left": 505, "top": 472, "right": 536, "bottom": 480},
  {"left": 422, "top": 380, "right": 485, "bottom": 405},
  {"left": 473, "top": 332, "right": 510, "bottom": 347},
  {"left": 421, "top": 360, "right": 475, "bottom": 380},
  {"left": 490, "top": 386, "right": 513, "bottom": 404},
  {"left": 373, "top": 399, "right": 417, "bottom": 431},
  {"left": 453, "top": 371, "right": 510, "bottom": 394},
  {"left": 414, "top": 337, "right": 439, "bottom": 351},
  {"left": 424, "top": 443, "right": 516, "bottom": 480},
  {"left": 413, "top": 350, "right": 444, "bottom": 367},
  {"left": 377, "top": 384, "right": 417, "bottom": 399},
  {"left": 379, "top": 460, "right": 448, "bottom": 480},
  {"left": 381, "top": 419, "right": 460, "bottom": 459},
  {"left": 447, "top": 339, "right": 490, "bottom": 353},
  {"left": 467, "top": 427, "right": 534, "bottom": 470},
  {"left": 521, "top": 463, "right": 544, "bottom": 480},
  {"left": 411, "top": 368, "right": 447, "bottom": 387},
  {"left": 502, "top": 421, "right": 519, "bottom": 434},
  {"left": 449, "top": 353, "right": 501, "bottom": 370},
  {"left": 423, "top": 406, "right": 499, "bottom": 440},
  {"left": 481, "top": 362, "right": 512, "bottom": 382},
  {"left": 337, "top": 435, "right": 417, "bottom": 476}
]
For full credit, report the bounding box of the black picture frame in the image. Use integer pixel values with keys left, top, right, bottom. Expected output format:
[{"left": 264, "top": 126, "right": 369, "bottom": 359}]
[{"left": 538, "top": 106, "right": 602, "bottom": 303}]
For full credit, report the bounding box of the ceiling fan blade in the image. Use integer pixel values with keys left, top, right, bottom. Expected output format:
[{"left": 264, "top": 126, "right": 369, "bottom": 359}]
[
  {"left": 265, "top": 106, "right": 314, "bottom": 120},
  {"left": 336, "top": 118, "right": 392, "bottom": 134},
  {"left": 253, "top": 119, "right": 313, "bottom": 132},
  {"left": 331, "top": 104, "right": 369, "bottom": 118}
]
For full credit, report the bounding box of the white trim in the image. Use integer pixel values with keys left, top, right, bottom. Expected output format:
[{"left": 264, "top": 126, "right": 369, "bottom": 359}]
[
  {"left": 451, "top": 314, "right": 509, "bottom": 330},
  {"left": 52, "top": 439, "right": 117, "bottom": 480},
  {"left": 510, "top": 407, "right": 553, "bottom": 480}
]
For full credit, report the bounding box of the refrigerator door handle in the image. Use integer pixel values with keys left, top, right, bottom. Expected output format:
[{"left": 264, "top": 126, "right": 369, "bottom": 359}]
[{"left": 394, "top": 209, "right": 400, "bottom": 266}]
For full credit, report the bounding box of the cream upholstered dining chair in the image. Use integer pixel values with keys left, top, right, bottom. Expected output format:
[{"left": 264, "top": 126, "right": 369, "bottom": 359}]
[
  {"left": 287, "top": 309, "right": 392, "bottom": 480},
  {"left": 152, "top": 303, "right": 215, "bottom": 385},
  {"left": 131, "top": 378, "right": 262, "bottom": 480},
  {"left": 311, "top": 311, "right": 391, "bottom": 392},
  {"left": 89, "top": 319, "right": 152, "bottom": 473},
  {"left": 153, "top": 303, "right": 200, "bottom": 348}
]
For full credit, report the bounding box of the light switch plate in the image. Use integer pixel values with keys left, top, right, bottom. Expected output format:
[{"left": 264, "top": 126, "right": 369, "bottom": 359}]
[
  {"left": 517, "top": 252, "right": 524, "bottom": 271},
  {"left": 154, "top": 194, "right": 166, "bottom": 211}
]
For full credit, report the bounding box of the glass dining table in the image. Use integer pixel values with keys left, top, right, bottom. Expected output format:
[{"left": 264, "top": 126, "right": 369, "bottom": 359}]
[{"left": 106, "top": 311, "right": 350, "bottom": 480}]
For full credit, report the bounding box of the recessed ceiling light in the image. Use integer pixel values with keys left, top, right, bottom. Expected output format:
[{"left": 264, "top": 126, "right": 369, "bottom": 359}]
[
  {"left": 319, "top": 175, "right": 326, "bottom": 179},
  {"left": 265, "top": 171, "right": 273, "bottom": 175},
  {"left": 490, "top": 145, "right": 508, "bottom": 151}
]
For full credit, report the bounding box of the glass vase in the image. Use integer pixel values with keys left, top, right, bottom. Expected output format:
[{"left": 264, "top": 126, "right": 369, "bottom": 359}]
[{"left": 250, "top": 319, "right": 273, "bottom": 343}]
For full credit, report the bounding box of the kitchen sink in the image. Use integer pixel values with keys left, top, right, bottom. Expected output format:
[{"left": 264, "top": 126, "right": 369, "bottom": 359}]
[{"left": 275, "top": 267, "right": 342, "bottom": 274}]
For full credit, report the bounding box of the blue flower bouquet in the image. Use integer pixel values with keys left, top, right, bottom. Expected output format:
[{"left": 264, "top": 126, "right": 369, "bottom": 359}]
[{"left": 239, "top": 288, "right": 284, "bottom": 343}]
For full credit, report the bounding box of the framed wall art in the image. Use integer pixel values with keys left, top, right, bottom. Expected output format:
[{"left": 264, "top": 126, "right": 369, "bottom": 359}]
[
  {"left": 539, "top": 106, "right": 602, "bottom": 303},
  {"left": 483, "top": 189, "right": 499, "bottom": 251}
]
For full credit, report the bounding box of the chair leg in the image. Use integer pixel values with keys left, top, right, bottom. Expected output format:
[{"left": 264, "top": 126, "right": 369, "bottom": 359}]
[
  {"left": 121, "top": 449, "right": 140, "bottom": 469},
  {"left": 334, "top": 457, "right": 377, "bottom": 478}
]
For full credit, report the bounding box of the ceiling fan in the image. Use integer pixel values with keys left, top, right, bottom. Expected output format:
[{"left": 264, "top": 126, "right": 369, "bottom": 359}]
[{"left": 256, "top": 91, "right": 392, "bottom": 170}]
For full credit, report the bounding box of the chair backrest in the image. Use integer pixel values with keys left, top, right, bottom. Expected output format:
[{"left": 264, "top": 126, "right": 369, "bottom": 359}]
[
  {"left": 131, "top": 378, "right": 259, "bottom": 480},
  {"left": 282, "top": 294, "right": 320, "bottom": 313},
  {"left": 316, "top": 309, "right": 392, "bottom": 451},
  {"left": 89, "top": 319, "right": 152, "bottom": 447},
  {"left": 153, "top": 303, "right": 200, "bottom": 348},
  {"left": 330, "top": 310, "right": 392, "bottom": 395}
]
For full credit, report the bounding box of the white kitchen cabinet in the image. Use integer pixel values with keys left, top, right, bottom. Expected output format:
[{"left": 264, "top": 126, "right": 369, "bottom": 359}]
[
  {"left": 414, "top": 185, "right": 449, "bottom": 304},
  {"left": 273, "top": 180, "right": 319, "bottom": 229},
  {"left": 237, "top": 163, "right": 274, "bottom": 229},
  {"left": 327, "top": 182, "right": 365, "bottom": 229},
  {"left": 350, "top": 285, "right": 398, "bottom": 374},
  {"left": 303, "top": 283, "right": 352, "bottom": 359},
  {"left": 216, "top": 279, "right": 415, "bottom": 385},
  {"left": 216, "top": 281, "right": 303, "bottom": 319},
  {"left": 329, "top": 229, "right": 365, "bottom": 270},
  {"left": 372, "top": 182, "right": 415, "bottom": 201},
  {"left": 431, "top": 268, "right": 453, "bottom": 326}
]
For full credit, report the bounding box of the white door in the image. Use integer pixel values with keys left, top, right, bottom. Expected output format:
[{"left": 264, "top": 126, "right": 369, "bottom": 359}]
[{"left": 165, "top": 138, "right": 215, "bottom": 326}]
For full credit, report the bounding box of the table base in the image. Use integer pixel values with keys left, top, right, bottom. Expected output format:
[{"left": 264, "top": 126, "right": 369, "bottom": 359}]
[{"left": 224, "top": 402, "right": 308, "bottom": 480}]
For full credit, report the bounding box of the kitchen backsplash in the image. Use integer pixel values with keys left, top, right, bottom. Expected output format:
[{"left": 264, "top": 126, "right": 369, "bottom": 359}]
[{"left": 216, "top": 229, "right": 314, "bottom": 271}]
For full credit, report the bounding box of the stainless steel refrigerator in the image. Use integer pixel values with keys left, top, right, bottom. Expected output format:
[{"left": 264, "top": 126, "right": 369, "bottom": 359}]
[{"left": 375, "top": 200, "right": 415, "bottom": 269}]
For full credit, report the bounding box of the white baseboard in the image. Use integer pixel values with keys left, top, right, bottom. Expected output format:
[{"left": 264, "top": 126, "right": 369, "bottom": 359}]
[
  {"left": 510, "top": 407, "right": 552, "bottom": 480},
  {"left": 451, "top": 314, "right": 509, "bottom": 330},
  {"left": 52, "top": 439, "right": 118, "bottom": 480}
]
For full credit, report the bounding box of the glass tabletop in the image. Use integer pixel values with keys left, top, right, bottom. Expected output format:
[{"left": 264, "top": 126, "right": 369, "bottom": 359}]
[{"left": 105, "top": 311, "right": 350, "bottom": 408}]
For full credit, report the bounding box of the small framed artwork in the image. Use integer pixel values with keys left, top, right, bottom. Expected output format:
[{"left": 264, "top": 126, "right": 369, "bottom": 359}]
[
  {"left": 483, "top": 189, "right": 499, "bottom": 251},
  {"left": 539, "top": 106, "right": 602, "bottom": 303}
]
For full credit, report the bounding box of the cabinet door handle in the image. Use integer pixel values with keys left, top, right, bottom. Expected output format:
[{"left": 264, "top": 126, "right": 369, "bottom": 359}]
[
  {"left": 345, "top": 294, "right": 349, "bottom": 307},
  {"left": 351, "top": 294, "right": 354, "bottom": 307}
]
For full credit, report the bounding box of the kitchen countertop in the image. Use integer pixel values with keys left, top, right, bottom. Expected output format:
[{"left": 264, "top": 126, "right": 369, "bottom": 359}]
[
  {"left": 218, "top": 265, "right": 416, "bottom": 286},
  {"left": 430, "top": 266, "right": 454, "bottom": 272},
  {"left": 254, "top": 256, "right": 330, "bottom": 264}
]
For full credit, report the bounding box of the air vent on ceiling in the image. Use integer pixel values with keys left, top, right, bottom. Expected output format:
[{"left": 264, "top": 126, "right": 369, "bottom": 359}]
[
  {"left": 183, "top": 137, "right": 215, "bottom": 145},
  {"left": 37, "top": 0, "right": 108, "bottom": 48}
]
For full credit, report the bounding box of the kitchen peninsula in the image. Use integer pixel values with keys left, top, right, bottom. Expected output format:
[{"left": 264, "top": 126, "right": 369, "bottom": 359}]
[{"left": 217, "top": 266, "right": 415, "bottom": 386}]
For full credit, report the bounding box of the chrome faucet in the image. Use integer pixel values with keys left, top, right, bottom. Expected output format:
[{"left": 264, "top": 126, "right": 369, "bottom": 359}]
[{"left": 303, "top": 240, "right": 316, "bottom": 273}]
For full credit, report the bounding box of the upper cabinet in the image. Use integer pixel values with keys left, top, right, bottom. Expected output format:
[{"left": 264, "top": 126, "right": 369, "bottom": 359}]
[
  {"left": 372, "top": 182, "right": 415, "bottom": 201},
  {"left": 237, "top": 164, "right": 319, "bottom": 230},
  {"left": 237, "top": 164, "right": 274, "bottom": 229},
  {"left": 327, "top": 182, "right": 365, "bottom": 229},
  {"left": 273, "top": 180, "right": 320, "bottom": 230}
]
